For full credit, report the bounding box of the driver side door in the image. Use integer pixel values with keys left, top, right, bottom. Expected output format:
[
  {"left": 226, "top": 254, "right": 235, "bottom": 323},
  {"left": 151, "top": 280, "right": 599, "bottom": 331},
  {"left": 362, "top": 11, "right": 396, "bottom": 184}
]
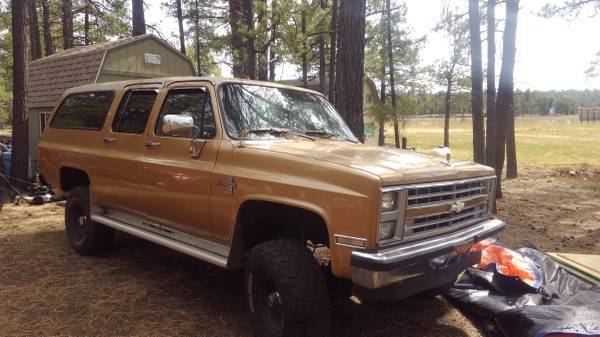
[{"left": 138, "top": 84, "right": 219, "bottom": 239}]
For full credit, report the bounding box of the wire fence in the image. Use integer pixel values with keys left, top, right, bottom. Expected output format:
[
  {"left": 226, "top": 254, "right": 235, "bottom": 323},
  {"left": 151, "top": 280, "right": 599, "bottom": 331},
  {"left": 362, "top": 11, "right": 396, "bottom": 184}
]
[{"left": 579, "top": 107, "right": 600, "bottom": 123}]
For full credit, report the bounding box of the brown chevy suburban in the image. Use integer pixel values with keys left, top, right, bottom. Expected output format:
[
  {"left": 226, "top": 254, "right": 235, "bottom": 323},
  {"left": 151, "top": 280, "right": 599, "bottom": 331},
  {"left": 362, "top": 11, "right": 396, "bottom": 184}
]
[{"left": 38, "top": 77, "right": 505, "bottom": 337}]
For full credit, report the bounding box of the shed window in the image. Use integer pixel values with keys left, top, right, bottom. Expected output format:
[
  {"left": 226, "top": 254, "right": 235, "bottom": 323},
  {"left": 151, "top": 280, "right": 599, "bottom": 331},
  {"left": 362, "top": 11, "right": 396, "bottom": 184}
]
[
  {"left": 40, "top": 112, "right": 50, "bottom": 135},
  {"left": 112, "top": 91, "right": 158, "bottom": 134},
  {"left": 155, "top": 88, "right": 216, "bottom": 139},
  {"left": 51, "top": 91, "right": 114, "bottom": 130}
]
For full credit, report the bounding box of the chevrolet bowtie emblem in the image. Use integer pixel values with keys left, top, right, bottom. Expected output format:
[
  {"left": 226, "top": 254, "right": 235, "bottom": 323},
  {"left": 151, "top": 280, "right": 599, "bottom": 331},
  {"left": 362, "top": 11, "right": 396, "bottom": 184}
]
[{"left": 450, "top": 200, "right": 465, "bottom": 213}]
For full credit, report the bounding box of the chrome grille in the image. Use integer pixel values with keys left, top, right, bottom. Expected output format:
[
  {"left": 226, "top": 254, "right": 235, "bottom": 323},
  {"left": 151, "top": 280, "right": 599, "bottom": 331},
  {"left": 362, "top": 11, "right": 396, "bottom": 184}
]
[
  {"left": 407, "top": 179, "right": 488, "bottom": 209},
  {"left": 378, "top": 176, "right": 496, "bottom": 246},
  {"left": 403, "top": 177, "right": 493, "bottom": 239}
]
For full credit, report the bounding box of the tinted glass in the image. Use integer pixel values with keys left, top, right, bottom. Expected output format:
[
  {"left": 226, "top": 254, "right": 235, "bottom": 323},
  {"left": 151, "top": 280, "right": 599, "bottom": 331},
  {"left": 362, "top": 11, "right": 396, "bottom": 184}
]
[
  {"left": 51, "top": 91, "right": 114, "bottom": 130},
  {"left": 112, "top": 91, "right": 157, "bottom": 134},
  {"left": 219, "top": 84, "right": 356, "bottom": 141},
  {"left": 155, "top": 88, "right": 216, "bottom": 139}
]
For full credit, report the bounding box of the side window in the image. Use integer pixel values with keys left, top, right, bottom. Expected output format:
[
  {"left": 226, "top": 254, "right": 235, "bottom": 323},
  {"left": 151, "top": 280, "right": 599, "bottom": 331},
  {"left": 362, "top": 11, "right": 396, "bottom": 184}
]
[
  {"left": 112, "top": 90, "right": 157, "bottom": 134},
  {"left": 155, "top": 88, "right": 216, "bottom": 139},
  {"left": 51, "top": 91, "right": 114, "bottom": 130}
]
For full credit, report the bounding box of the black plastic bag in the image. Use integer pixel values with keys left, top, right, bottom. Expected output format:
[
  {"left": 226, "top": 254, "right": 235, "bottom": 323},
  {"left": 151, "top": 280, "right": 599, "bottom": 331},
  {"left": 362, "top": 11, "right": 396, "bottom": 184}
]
[{"left": 445, "top": 247, "right": 600, "bottom": 337}]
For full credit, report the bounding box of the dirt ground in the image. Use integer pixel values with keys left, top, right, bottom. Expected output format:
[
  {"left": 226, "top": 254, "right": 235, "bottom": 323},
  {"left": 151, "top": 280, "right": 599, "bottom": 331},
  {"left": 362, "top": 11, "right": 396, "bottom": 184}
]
[{"left": 1, "top": 167, "right": 598, "bottom": 336}]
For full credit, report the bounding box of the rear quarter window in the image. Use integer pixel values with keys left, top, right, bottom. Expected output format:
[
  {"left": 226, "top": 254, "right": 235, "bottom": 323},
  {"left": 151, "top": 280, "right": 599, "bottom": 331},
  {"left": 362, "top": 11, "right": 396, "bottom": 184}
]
[{"left": 51, "top": 91, "right": 115, "bottom": 130}]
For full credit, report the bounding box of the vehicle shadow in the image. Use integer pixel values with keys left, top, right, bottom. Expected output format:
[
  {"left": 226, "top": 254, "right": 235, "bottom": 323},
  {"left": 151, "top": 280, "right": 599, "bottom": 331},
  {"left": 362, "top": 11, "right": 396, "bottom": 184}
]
[{"left": 0, "top": 227, "right": 479, "bottom": 336}]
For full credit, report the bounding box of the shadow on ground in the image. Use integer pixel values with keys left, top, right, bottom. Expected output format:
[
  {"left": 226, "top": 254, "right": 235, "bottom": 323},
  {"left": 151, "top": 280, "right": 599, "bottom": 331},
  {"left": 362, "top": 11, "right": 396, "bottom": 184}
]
[{"left": 0, "top": 214, "right": 480, "bottom": 336}]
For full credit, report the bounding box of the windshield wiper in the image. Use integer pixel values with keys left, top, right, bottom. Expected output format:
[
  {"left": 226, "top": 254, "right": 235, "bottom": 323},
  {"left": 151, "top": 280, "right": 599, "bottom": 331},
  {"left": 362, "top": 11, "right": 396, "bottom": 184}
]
[
  {"left": 242, "top": 128, "right": 316, "bottom": 141},
  {"left": 304, "top": 129, "right": 357, "bottom": 143}
]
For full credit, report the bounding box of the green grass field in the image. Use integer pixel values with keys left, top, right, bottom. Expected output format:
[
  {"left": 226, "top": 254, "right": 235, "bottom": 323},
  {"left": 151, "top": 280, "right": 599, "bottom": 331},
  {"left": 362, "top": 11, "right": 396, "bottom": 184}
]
[
  {"left": 0, "top": 128, "right": 10, "bottom": 137},
  {"left": 388, "top": 115, "right": 600, "bottom": 167}
]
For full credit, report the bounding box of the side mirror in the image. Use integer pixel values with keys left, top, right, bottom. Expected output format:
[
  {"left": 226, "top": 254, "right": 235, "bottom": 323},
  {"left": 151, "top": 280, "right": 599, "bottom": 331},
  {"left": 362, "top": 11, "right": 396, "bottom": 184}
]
[{"left": 161, "top": 114, "right": 196, "bottom": 138}]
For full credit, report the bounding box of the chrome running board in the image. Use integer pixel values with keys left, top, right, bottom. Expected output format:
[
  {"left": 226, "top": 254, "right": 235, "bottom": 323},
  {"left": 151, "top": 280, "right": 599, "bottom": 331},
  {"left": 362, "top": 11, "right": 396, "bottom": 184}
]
[{"left": 91, "top": 214, "right": 229, "bottom": 268}]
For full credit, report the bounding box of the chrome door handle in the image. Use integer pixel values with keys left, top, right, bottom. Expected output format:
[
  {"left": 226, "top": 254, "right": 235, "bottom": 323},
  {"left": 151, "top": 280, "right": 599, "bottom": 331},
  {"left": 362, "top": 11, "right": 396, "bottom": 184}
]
[
  {"left": 144, "top": 141, "right": 161, "bottom": 148},
  {"left": 102, "top": 137, "right": 116, "bottom": 144}
]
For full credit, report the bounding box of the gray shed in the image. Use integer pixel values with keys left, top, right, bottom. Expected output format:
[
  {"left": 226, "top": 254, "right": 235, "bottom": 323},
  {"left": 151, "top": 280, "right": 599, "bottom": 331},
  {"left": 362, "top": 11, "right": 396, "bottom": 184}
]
[{"left": 26, "top": 34, "right": 196, "bottom": 177}]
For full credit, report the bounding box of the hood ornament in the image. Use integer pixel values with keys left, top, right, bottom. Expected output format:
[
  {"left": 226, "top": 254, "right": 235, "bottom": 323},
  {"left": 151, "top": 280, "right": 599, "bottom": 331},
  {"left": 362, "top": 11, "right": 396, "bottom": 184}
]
[{"left": 432, "top": 146, "right": 452, "bottom": 166}]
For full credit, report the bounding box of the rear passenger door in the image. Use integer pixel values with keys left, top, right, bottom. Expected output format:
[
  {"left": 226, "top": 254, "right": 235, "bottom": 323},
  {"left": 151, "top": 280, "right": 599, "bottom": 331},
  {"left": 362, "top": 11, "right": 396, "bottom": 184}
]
[
  {"left": 93, "top": 89, "right": 158, "bottom": 215},
  {"left": 139, "top": 84, "right": 219, "bottom": 239}
]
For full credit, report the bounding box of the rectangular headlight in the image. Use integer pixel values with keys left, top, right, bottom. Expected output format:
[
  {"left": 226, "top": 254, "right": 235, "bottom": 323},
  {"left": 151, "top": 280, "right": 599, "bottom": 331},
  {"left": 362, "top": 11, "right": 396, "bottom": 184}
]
[
  {"left": 381, "top": 192, "right": 397, "bottom": 211},
  {"left": 379, "top": 220, "right": 396, "bottom": 240}
]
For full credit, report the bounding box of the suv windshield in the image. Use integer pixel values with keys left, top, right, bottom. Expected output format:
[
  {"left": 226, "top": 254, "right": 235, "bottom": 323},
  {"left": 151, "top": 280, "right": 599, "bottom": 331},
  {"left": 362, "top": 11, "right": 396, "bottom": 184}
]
[{"left": 219, "top": 83, "right": 358, "bottom": 142}]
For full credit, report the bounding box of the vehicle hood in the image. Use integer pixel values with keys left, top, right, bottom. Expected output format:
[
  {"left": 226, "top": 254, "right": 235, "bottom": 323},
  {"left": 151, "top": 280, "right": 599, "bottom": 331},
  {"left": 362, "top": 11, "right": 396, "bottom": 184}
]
[{"left": 245, "top": 140, "right": 495, "bottom": 186}]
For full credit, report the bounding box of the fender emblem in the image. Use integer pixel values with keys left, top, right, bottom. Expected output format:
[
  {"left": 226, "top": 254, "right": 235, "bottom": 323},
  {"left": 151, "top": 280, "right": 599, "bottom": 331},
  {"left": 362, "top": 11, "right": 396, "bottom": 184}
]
[
  {"left": 217, "top": 177, "right": 236, "bottom": 194},
  {"left": 450, "top": 200, "right": 465, "bottom": 213}
]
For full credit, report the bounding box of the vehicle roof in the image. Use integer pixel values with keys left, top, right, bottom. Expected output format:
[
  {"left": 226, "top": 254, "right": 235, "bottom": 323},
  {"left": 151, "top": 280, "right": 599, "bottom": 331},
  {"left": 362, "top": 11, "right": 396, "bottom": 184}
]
[{"left": 62, "top": 77, "right": 326, "bottom": 97}]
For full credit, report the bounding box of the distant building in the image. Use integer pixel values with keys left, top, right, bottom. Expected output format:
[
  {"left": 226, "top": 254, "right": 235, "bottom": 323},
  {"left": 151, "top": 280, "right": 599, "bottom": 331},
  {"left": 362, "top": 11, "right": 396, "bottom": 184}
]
[
  {"left": 26, "top": 34, "right": 196, "bottom": 177},
  {"left": 281, "top": 77, "right": 381, "bottom": 145}
]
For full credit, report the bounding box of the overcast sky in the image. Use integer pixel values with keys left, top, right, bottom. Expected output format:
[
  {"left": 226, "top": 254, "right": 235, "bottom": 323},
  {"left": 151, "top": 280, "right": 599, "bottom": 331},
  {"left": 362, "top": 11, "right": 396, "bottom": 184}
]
[{"left": 146, "top": 0, "right": 600, "bottom": 91}]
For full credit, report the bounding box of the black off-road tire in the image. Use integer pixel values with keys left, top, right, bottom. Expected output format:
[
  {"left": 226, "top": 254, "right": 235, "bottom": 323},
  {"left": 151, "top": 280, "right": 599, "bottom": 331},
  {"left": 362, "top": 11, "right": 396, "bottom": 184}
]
[
  {"left": 246, "top": 239, "right": 331, "bottom": 337},
  {"left": 65, "top": 186, "right": 115, "bottom": 255}
]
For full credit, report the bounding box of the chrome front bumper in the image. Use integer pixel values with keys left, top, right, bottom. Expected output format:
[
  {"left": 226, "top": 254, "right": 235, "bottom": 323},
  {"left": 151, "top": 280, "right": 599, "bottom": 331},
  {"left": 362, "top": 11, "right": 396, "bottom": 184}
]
[{"left": 351, "top": 218, "right": 505, "bottom": 290}]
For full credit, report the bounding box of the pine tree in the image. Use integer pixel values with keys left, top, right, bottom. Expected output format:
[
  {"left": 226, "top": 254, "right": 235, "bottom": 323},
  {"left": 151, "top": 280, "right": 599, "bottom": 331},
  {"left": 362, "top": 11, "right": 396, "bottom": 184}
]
[
  {"left": 11, "top": 0, "right": 30, "bottom": 184},
  {"left": 334, "top": 0, "right": 367, "bottom": 141},
  {"left": 132, "top": 0, "right": 146, "bottom": 36},
  {"left": 469, "top": 0, "right": 485, "bottom": 164}
]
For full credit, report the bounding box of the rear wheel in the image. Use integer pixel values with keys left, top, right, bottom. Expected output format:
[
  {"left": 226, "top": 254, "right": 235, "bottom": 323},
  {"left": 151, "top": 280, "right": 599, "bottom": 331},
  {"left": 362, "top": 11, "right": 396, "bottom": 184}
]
[
  {"left": 65, "top": 186, "right": 115, "bottom": 255},
  {"left": 246, "top": 239, "right": 331, "bottom": 337}
]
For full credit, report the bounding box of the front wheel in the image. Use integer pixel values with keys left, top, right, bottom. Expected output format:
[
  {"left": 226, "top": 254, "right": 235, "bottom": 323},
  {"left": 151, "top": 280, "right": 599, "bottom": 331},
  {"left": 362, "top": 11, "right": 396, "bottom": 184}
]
[{"left": 246, "top": 239, "right": 331, "bottom": 337}]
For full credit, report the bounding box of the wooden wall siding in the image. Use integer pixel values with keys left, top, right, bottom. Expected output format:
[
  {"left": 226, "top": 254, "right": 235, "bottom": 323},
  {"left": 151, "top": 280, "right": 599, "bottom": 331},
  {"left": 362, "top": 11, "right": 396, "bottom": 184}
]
[{"left": 100, "top": 39, "right": 194, "bottom": 81}]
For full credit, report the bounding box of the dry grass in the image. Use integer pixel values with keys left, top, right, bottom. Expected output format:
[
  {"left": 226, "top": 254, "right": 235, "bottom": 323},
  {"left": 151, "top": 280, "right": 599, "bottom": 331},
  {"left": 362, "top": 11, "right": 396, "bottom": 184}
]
[{"left": 0, "top": 203, "right": 481, "bottom": 337}]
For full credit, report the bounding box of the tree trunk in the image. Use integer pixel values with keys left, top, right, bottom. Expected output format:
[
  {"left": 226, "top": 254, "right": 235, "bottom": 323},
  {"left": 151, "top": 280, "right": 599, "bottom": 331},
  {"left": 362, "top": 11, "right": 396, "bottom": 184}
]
[
  {"left": 11, "top": 0, "right": 30, "bottom": 185},
  {"left": 84, "top": 3, "right": 90, "bottom": 45},
  {"left": 485, "top": 0, "right": 496, "bottom": 167},
  {"left": 268, "top": 0, "right": 278, "bottom": 81},
  {"left": 176, "top": 0, "right": 186, "bottom": 54},
  {"left": 334, "top": 0, "right": 366, "bottom": 142},
  {"left": 301, "top": 0, "right": 308, "bottom": 87},
  {"left": 256, "top": 0, "right": 268, "bottom": 80},
  {"left": 495, "top": 0, "right": 519, "bottom": 193},
  {"left": 385, "top": 0, "right": 399, "bottom": 148},
  {"left": 62, "top": 0, "right": 73, "bottom": 49},
  {"left": 469, "top": 0, "right": 485, "bottom": 164},
  {"left": 229, "top": 0, "right": 244, "bottom": 77},
  {"left": 318, "top": 0, "right": 327, "bottom": 94},
  {"left": 242, "top": 0, "right": 256, "bottom": 79},
  {"left": 41, "top": 0, "right": 53, "bottom": 56},
  {"left": 506, "top": 103, "right": 517, "bottom": 178},
  {"left": 194, "top": 0, "right": 202, "bottom": 76},
  {"left": 444, "top": 78, "right": 451, "bottom": 147},
  {"left": 28, "top": 0, "right": 42, "bottom": 60},
  {"left": 378, "top": 22, "right": 386, "bottom": 147},
  {"left": 132, "top": 0, "right": 146, "bottom": 36},
  {"left": 328, "top": 0, "right": 337, "bottom": 102}
]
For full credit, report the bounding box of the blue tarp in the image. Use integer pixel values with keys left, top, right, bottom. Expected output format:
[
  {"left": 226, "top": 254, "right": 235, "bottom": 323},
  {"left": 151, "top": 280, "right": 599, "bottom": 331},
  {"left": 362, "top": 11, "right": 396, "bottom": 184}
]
[{"left": 1, "top": 150, "right": 10, "bottom": 176}]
